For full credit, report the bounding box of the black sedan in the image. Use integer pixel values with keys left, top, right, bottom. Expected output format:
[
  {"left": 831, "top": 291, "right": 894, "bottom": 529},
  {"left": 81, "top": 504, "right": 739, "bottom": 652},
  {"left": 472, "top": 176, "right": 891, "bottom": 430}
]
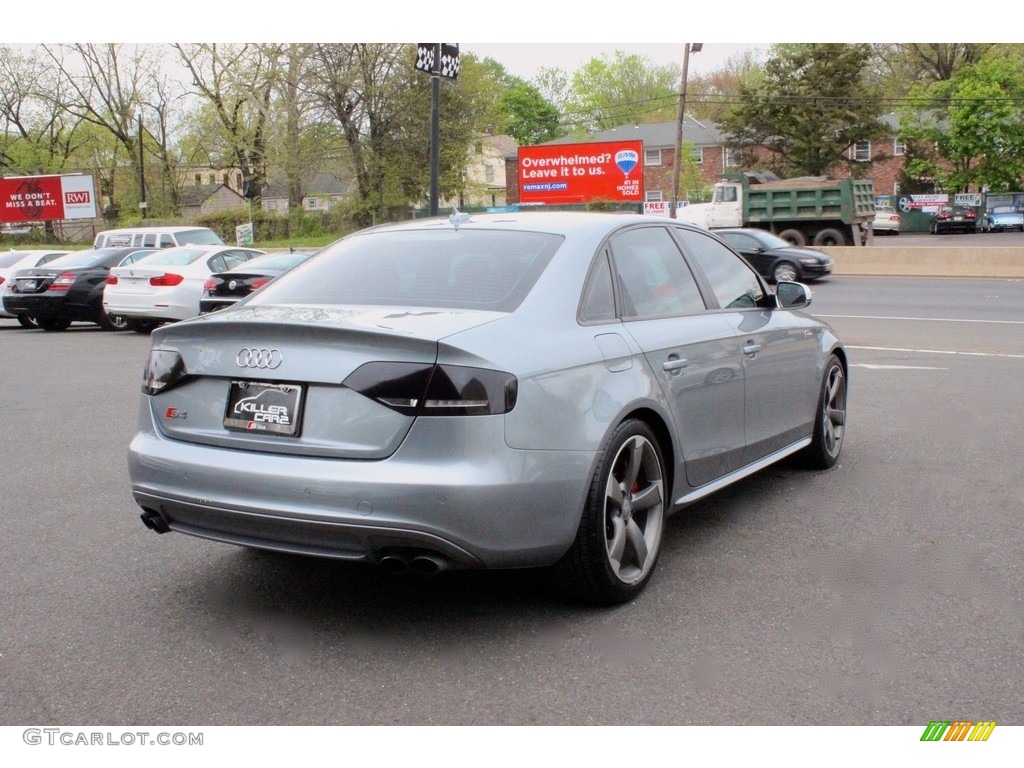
[
  {"left": 714, "top": 228, "right": 833, "bottom": 283},
  {"left": 2, "top": 247, "right": 153, "bottom": 331},
  {"left": 929, "top": 206, "right": 977, "bottom": 234},
  {"left": 199, "top": 251, "right": 315, "bottom": 314}
]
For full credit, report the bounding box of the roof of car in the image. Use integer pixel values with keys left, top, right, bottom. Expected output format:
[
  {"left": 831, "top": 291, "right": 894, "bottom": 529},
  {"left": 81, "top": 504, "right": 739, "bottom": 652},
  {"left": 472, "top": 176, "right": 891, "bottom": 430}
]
[
  {"left": 356, "top": 211, "right": 705, "bottom": 238},
  {"left": 97, "top": 226, "right": 215, "bottom": 234}
]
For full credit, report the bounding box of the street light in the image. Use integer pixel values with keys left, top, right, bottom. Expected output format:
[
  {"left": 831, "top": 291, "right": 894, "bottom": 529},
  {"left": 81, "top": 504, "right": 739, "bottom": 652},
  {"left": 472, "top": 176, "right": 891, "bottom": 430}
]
[{"left": 669, "top": 43, "right": 702, "bottom": 219}]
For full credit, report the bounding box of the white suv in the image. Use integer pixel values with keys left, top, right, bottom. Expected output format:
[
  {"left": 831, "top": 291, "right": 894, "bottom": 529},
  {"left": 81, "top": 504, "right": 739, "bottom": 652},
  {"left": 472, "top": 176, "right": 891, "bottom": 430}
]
[{"left": 93, "top": 226, "right": 224, "bottom": 250}]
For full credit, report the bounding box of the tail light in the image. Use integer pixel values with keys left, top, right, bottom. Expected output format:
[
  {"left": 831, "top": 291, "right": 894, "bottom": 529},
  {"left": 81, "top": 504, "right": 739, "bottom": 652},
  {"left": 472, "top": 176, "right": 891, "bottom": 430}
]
[
  {"left": 0, "top": 276, "right": 5, "bottom": 287},
  {"left": 150, "top": 273, "right": 184, "bottom": 287},
  {"left": 106, "top": 275, "right": 118, "bottom": 285},
  {"left": 142, "top": 349, "right": 189, "bottom": 395},
  {"left": 50, "top": 272, "right": 77, "bottom": 291},
  {"left": 249, "top": 277, "right": 271, "bottom": 291},
  {"left": 203, "top": 278, "right": 218, "bottom": 292},
  {"left": 343, "top": 362, "right": 518, "bottom": 417}
]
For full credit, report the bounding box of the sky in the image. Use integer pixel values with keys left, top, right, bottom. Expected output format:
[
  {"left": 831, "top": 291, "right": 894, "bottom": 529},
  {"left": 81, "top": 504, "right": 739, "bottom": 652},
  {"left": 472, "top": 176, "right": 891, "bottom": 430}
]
[
  {"left": 461, "top": 43, "right": 768, "bottom": 81},
  {"left": 5, "top": 1, "right": 1007, "bottom": 87}
]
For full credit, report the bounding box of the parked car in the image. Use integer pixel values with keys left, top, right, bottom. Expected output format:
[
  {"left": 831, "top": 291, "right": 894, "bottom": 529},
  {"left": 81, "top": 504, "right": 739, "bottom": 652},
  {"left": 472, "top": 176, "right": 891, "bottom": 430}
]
[
  {"left": 0, "top": 250, "right": 71, "bottom": 327},
  {"left": 93, "top": 226, "right": 224, "bottom": 250},
  {"left": 872, "top": 204, "right": 900, "bottom": 235},
  {"left": 929, "top": 206, "right": 977, "bottom": 234},
  {"left": 2, "top": 248, "right": 149, "bottom": 331},
  {"left": 713, "top": 228, "right": 834, "bottom": 283},
  {"left": 979, "top": 205, "right": 1024, "bottom": 233},
  {"left": 199, "top": 251, "right": 317, "bottom": 314},
  {"left": 103, "top": 245, "right": 264, "bottom": 333},
  {"left": 128, "top": 212, "right": 847, "bottom": 605}
]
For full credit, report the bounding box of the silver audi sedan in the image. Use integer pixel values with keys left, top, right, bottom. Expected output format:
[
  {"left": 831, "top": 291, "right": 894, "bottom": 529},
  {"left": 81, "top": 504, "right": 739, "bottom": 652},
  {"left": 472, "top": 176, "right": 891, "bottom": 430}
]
[{"left": 128, "top": 212, "right": 847, "bottom": 604}]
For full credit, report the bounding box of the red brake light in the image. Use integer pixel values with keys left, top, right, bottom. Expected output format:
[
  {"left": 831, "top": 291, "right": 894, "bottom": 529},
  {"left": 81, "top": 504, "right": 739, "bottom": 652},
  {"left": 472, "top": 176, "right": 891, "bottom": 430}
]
[
  {"left": 0, "top": 276, "right": 5, "bottom": 287},
  {"left": 250, "top": 277, "right": 271, "bottom": 290},
  {"left": 106, "top": 275, "right": 118, "bottom": 285},
  {"left": 50, "top": 272, "right": 77, "bottom": 291},
  {"left": 149, "top": 273, "right": 184, "bottom": 287},
  {"left": 203, "top": 278, "right": 218, "bottom": 292}
]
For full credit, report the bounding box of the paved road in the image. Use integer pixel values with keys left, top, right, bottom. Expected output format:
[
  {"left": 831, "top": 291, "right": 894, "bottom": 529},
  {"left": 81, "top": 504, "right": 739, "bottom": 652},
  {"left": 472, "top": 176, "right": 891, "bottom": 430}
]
[{"left": 1, "top": 276, "right": 1022, "bottom": 730}]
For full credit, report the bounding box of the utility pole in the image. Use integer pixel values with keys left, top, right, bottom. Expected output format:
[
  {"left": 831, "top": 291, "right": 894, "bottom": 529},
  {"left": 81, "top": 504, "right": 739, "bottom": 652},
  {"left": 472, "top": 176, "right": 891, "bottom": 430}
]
[
  {"left": 670, "top": 43, "right": 702, "bottom": 219},
  {"left": 137, "top": 113, "right": 147, "bottom": 219}
]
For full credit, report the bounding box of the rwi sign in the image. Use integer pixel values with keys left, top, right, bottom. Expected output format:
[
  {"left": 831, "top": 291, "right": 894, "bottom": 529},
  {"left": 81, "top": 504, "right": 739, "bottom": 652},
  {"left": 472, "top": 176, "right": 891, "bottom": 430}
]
[{"left": 65, "top": 191, "right": 91, "bottom": 205}]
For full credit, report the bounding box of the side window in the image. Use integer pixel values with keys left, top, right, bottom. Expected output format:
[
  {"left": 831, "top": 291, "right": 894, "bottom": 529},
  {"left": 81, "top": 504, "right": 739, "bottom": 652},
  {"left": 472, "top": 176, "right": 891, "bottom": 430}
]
[
  {"left": 579, "top": 251, "right": 616, "bottom": 323},
  {"left": 609, "top": 227, "right": 706, "bottom": 320},
  {"left": 208, "top": 255, "right": 226, "bottom": 272},
  {"left": 720, "top": 233, "right": 756, "bottom": 251},
  {"left": 677, "top": 229, "right": 765, "bottom": 310},
  {"left": 159, "top": 235, "right": 175, "bottom": 248},
  {"left": 143, "top": 233, "right": 157, "bottom": 247}
]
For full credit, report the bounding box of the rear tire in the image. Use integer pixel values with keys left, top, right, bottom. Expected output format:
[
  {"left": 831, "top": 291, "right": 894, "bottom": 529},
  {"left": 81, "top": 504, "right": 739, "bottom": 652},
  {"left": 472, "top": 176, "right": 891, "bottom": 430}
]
[
  {"left": 126, "top": 319, "right": 161, "bottom": 334},
  {"left": 17, "top": 314, "right": 39, "bottom": 329},
  {"left": 813, "top": 228, "right": 846, "bottom": 246},
  {"left": 777, "top": 228, "right": 807, "bottom": 247},
  {"left": 37, "top": 318, "right": 71, "bottom": 332},
  {"left": 554, "top": 419, "right": 667, "bottom": 605},
  {"left": 800, "top": 354, "right": 847, "bottom": 469}
]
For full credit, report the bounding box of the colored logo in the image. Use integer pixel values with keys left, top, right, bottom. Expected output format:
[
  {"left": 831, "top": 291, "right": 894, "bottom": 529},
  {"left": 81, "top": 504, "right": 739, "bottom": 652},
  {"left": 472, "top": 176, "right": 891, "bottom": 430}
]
[
  {"left": 615, "top": 149, "right": 639, "bottom": 178},
  {"left": 920, "top": 721, "right": 996, "bottom": 742}
]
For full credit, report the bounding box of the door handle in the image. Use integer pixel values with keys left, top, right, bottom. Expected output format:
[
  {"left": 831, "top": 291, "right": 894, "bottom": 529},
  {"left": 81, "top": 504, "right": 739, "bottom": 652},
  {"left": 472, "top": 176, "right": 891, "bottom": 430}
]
[
  {"left": 662, "top": 357, "right": 690, "bottom": 371},
  {"left": 742, "top": 342, "right": 762, "bottom": 357}
]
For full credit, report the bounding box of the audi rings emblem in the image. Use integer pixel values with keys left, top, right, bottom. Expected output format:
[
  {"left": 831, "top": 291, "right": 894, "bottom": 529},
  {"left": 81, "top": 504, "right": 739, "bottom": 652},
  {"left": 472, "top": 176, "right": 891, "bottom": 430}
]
[{"left": 236, "top": 348, "right": 283, "bottom": 369}]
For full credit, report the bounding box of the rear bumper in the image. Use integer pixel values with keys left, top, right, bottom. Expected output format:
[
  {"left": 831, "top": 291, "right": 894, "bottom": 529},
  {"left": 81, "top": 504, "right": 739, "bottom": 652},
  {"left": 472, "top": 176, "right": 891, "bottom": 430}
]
[
  {"left": 2, "top": 294, "right": 95, "bottom": 321},
  {"left": 127, "top": 415, "right": 596, "bottom": 569}
]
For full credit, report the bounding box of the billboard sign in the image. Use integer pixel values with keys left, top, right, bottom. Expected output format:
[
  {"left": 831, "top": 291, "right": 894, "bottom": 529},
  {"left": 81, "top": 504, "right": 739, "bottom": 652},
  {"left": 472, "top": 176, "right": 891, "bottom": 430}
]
[
  {"left": 0, "top": 174, "right": 98, "bottom": 223},
  {"left": 518, "top": 141, "right": 644, "bottom": 204}
]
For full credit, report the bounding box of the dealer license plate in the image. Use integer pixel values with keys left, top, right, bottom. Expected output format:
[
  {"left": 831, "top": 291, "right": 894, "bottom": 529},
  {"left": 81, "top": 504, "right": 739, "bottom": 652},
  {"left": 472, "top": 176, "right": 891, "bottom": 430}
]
[{"left": 223, "top": 380, "right": 304, "bottom": 436}]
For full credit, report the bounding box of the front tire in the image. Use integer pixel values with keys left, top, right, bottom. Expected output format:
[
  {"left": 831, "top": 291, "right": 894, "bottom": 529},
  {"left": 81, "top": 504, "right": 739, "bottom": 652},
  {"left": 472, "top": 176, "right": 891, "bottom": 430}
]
[
  {"left": 771, "top": 261, "right": 799, "bottom": 283},
  {"left": 96, "top": 311, "right": 129, "bottom": 331},
  {"left": 555, "top": 420, "right": 667, "bottom": 605},
  {"left": 800, "top": 354, "right": 847, "bottom": 469}
]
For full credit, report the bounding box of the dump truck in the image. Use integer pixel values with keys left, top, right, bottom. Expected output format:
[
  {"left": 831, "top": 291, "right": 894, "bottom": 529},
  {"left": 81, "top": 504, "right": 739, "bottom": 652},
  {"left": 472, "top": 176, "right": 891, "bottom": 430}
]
[{"left": 677, "top": 170, "right": 876, "bottom": 246}]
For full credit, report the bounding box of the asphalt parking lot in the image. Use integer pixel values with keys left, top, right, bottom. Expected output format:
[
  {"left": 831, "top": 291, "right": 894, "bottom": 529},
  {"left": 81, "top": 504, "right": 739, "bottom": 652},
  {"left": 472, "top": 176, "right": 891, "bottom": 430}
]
[{"left": 1, "top": 274, "right": 1022, "bottom": 730}]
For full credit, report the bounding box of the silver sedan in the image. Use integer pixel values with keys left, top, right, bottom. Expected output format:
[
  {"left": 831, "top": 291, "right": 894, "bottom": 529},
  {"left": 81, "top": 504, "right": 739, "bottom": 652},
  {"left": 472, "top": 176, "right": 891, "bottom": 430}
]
[{"left": 128, "top": 212, "right": 847, "bottom": 604}]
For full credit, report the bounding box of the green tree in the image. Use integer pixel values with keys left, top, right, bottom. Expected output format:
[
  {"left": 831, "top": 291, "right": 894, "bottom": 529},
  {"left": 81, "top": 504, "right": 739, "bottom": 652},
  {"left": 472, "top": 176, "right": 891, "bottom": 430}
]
[
  {"left": 497, "top": 78, "right": 560, "bottom": 145},
  {"left": 719, "top": 43, "right": 887, "bottom": 177},
  {"left": 899, "top": 58, "right": 1024, "bottom": 193},
  {"left": 561, "top": 52, "right": 678, "bottom": 133}
]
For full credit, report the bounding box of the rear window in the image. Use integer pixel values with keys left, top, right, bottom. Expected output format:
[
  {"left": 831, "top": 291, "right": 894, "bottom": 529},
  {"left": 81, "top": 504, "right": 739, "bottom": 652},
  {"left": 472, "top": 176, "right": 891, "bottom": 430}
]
[
  {"left": 144, "top": 248, "right": 208, "bottom": 266},
  {"left": 250, "top": 229, "right": 563, "bottom": 312},
  {"left": 0, "top": 253, "right": 27, "bottom": 268},
  {"left": 45, "top": 250, "right": 113, "bottom": 268}
]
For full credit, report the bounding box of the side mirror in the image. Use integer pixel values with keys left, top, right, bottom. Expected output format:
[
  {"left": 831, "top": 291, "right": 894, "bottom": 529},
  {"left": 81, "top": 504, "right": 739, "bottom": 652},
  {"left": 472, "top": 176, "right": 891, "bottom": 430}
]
[{"left": 775, "top": 280, "right": 812, "bottom": 309}]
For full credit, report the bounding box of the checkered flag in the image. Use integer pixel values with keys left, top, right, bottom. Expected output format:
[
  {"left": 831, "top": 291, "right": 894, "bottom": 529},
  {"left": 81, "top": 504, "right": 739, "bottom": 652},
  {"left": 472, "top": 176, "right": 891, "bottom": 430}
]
[
  {"left": 415, "top": 44, "right": 436, "bottom": 74},
  {"left": 415, "top": 43, "right": 459, "bottom": 79},
  {"left": 440, "top": 43, "right": 459, "bottom": 79}
]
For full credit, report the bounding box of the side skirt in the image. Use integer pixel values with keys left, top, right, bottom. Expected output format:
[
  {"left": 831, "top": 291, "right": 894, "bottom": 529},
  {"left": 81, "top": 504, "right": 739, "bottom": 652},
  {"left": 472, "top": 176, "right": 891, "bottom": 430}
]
[{"left": 672, "top": 437, "right": 812, "bottom": 508}]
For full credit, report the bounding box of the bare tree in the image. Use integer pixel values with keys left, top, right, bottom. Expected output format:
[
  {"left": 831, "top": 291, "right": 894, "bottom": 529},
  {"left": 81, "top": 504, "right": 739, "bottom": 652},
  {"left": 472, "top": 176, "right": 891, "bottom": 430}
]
[{"left": 173, "top": 43, "right": 278, "bottom": 202}]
